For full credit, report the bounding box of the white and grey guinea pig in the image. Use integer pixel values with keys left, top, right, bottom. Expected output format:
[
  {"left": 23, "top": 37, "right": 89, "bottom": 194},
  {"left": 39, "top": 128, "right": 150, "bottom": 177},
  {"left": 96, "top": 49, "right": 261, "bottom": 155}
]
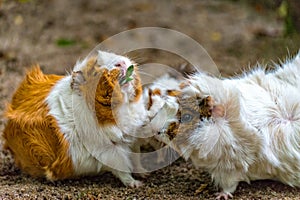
[
  {"left": 157, "top": 51, "right": 300, "bottom": 199},
  {"left": 3, "top": 50, "right": 148, "bottom": 187}
]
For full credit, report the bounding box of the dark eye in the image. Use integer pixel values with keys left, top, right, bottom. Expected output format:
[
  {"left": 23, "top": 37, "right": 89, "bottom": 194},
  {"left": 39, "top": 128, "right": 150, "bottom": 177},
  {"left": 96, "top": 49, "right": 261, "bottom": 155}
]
[{"left": 181, "top": 113, "right": 193, "bottom": 123}]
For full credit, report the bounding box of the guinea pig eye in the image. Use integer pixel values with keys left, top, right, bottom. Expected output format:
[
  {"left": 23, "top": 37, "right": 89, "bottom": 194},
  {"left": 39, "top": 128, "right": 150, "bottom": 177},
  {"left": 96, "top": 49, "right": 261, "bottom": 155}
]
[{"left": 180, "top": 113, "right": 193, "bottom": 123}]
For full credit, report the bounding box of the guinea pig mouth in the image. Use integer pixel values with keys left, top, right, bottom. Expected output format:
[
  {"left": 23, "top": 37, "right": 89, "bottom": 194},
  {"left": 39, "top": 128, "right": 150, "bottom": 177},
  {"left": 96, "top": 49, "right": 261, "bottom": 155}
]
[{"left": 120, "top": 68, "right": 126, "bottom": 77}]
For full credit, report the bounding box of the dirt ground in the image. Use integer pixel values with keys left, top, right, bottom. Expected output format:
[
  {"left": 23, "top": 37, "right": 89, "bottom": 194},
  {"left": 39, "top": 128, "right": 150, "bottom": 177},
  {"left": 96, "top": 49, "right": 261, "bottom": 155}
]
[{"left": 1, "top": 0, "right": 300, "bottom": 199}]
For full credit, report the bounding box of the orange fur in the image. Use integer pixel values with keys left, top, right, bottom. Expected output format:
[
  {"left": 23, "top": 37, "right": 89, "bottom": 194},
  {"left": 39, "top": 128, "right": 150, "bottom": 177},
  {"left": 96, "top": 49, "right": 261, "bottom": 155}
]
[
  {"left": 3, "top": 55, "right": 143, "bottom": 181},
  {"left": 131, "top": 70, "right": 143, "bottom": 102},
  {"left": 77, "top": 59, "right": 123, "bottom": 125},
  {"left": 166, "top": 122, "right": 179, "bottom": 140},
  {"left": 152, "top": 88, "right": 161, "bottom": 96},
  {"left": 167, "top": 89, "right": 181, "bottom": 97},
  {"left": 147, "top": 89, "right": 154, "bottom": 110},
  {"left": 94, "top": 69, "right": 122, "bottom": 124},
  {"left": 179, "top": 82, "right": 189, "bottom": 89},
  {"left": 75, "top": 57, "right": 143, "bottom": 125},
  {"left": 3, "top": 66, "right": 73, "bottom": 180},
  {"left": 93, "top": 68, "right": 142, "bottom": 124}
]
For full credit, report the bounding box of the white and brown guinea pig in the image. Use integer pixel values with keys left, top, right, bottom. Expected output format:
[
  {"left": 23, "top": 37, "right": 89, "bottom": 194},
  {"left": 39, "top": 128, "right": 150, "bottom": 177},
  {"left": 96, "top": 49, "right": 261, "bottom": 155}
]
[
  {"left": 3, "top": 50, "right": 147, "bottom": 187},
  {"left": 158, "top": 51, "right": 300, "bottom": 199},
  {"left": 136, "top": 74, "right": 183, "bottom": 163}
]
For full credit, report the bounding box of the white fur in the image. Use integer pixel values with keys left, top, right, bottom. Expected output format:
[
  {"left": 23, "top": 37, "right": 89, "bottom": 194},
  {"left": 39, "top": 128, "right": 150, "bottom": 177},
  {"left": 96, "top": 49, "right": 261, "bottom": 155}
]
[
  {"left": 46, "top": 51, "right": 147, "bottom": 186},
  {"left": 135, "top": 75, "right": 182, "bottom": 164},
  {"left": 73, "top": 50, "right": 132, "bottom": 72},
  {"left": 144, "top": 74, "right": 181, "bottom": 133},
  {"left": 167, "top": 51, "right": 300, "bottom": 197}
]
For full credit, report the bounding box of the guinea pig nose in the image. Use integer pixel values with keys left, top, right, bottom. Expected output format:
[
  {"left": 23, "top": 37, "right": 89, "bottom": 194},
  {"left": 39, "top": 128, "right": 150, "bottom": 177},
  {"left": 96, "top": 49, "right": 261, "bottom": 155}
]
[{"left": 115, "top": 61, "right": 127, "bottom": 68}]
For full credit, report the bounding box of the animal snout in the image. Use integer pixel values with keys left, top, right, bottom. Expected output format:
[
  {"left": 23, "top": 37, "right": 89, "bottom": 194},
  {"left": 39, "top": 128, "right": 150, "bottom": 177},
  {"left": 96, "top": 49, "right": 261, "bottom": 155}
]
[{"left": 115, "top": 61, "right": 127, "bottom": 69}]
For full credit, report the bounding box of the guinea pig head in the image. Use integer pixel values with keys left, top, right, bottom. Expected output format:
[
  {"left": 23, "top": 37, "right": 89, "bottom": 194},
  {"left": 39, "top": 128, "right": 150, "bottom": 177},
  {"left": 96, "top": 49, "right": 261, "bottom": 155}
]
[
  {"left": 161, "top": 94, "right": 225, "bottom": 155},
  {"left": 70, "top": 51, "right": 142, "bottom": 125},
  {"left": 96, "top": 50, "right": 142, "bottom": 103}
]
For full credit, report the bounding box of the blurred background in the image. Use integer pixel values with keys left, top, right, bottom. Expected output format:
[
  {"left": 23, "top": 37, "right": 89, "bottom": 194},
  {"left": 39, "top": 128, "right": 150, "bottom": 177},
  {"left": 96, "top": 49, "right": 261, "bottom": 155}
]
[
  {"left": 0, "top": 0, "right": 300, "bottom": 76},
  {"left": 0, "top": 0, "right": 300, "bottom": 199}
]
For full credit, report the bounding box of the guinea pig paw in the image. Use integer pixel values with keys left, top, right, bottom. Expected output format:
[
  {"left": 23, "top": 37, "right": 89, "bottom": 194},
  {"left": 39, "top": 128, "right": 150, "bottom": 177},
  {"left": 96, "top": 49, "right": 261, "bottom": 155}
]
[
  {"left": 215, "top": 192, "right": 233, "bottom": 200},
  {"left": 137, "top": 172, "right": 150, "bottom": 179},
  {"left": 134, "top": 167, "right": 150, "bottom": 178},
  {"left": 128, "top": 180, "right": 143, "bottom": 188}
]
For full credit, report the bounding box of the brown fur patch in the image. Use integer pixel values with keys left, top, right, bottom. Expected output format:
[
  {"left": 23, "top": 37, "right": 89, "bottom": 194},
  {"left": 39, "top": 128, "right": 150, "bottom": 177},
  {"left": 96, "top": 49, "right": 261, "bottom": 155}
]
[
  {"left": 94, "top": 68, "right": 123, "bottom": 124},
  {"left": 166, "top": 122, "right": 179, "bottom": 140},
  {"left": 130, "top": 69, "right": 143, "bottom": 103},
  {"left": 76, "top": 57, "right": 143, "bottom": 125},
  {"left": 179, "top": 82, "right": 189, "bottom": 89},
  {"left": 3, "top": 66, "right": 74, "bottom": 180},
  {"left": 152, "top": 88, "right": 161, "bottom": 96},
  {"left": 167, "top": 89, "right": 181, "bottom": 97},
  {"left": 147, "top": 89, "right": 153, "bottom": 110},
  {"left": 198, "top": 96, "right": 214, "bottom": 118},
  {"left": 163, "top": 95, "right": 215, "bottom": 141},
  {"left": 71, "top": 57, "right": 123, "bottom": 125},
  {"left": 178, "top": 95, "right": 213, "bottom": 122}
]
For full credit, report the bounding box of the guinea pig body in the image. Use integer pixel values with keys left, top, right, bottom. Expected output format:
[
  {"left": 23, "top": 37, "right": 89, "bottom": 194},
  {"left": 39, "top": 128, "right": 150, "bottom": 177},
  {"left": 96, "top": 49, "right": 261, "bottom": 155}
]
[
  {"left": 161, "top": 52, "right": 300, "bottom": 199},
  {"left": 3, "top": 51, "right": 146, "bottom": 187}
]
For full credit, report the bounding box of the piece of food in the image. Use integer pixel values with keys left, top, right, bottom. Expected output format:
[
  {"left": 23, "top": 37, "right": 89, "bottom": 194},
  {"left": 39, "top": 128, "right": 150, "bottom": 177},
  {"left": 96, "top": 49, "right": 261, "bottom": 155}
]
[{"left": 119, "top": 65, "right": 134, "bottom": 85}]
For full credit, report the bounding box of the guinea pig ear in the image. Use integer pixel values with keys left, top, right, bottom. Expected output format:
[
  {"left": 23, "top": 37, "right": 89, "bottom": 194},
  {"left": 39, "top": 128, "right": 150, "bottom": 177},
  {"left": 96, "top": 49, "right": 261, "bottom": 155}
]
[
  {"left": 206, "top": 96, "right": 225, "bottom": 118},
  {"left": 212, "top": 104, "right": 225, "bottom": 118},
  {"left": 199, "top": 96, "right": 225, "bottom": 118},
  {"left": 97, "top": 50, "right": 112, "bottom": 64},
  {"left": 71, "top": 71, "right": 86, "bottom": 92}
]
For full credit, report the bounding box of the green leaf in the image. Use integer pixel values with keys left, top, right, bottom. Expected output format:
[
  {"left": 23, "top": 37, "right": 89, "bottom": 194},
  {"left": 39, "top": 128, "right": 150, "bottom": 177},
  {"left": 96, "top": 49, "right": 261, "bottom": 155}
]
[
  {"left": 125, "top": 65, "right": 134, "bottom": 78},
  {"left": 119, "top": 65, "right": 134, "bottom": 85},
  {"left": 278, "top": 0, "right": 288, "bottom": 18},
  {"left": 56, "top": 38, "right": 76, "bottom": 47},
  {"left": 18, "top": 0, "right": 32, "bottom": 3}
]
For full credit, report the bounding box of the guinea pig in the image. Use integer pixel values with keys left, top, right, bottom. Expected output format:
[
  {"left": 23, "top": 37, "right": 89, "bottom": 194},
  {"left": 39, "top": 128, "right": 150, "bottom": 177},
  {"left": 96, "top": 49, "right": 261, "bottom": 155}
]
[
  {"left": 139, "top": 74, "right": 186, "bottom": 164},
  {"left": 157, "top": 51, "right": 300, "bottom": 199},
  {"left": 2, "top": 50, "right": 148, "bottom": 187}
]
